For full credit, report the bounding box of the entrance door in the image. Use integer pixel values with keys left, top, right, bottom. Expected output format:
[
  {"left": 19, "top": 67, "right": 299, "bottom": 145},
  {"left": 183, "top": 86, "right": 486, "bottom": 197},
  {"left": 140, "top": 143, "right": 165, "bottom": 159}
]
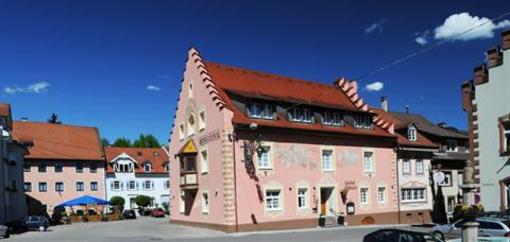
[{"left": 320, "top": 187, "right": 334, "bottom": 216}]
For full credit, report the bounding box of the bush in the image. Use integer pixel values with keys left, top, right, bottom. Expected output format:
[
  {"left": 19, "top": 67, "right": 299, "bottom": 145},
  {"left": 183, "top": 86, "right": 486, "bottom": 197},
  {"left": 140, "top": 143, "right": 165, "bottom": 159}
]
[
  {"left": 110, "top": 196, "right": 125, "bottom": 213},
  {"left": 161, "top": 202, "right": 169, "bottom": 214},
  {"left": 135, "top": 195, "right": 152, "bottom": 208}
]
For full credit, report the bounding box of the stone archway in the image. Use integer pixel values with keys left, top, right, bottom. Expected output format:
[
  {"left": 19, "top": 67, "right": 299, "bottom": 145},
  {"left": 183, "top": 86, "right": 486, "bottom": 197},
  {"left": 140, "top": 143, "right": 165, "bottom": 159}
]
[{"left": 361, "top": 216, "right": 375, "bottom": 225}]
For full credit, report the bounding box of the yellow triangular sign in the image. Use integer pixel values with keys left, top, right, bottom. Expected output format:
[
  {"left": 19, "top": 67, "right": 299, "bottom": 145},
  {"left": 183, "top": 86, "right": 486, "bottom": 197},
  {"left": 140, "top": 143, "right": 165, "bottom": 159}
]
[{"left": 180, "top": 140, "right": 198, "bottom": 154}]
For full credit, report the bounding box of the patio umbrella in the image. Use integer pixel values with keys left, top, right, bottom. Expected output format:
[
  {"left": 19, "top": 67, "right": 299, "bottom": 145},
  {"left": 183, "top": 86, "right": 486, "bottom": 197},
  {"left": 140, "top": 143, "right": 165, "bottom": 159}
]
[{"left": 57, "top": 195, "right": 110, "bottom": 207}]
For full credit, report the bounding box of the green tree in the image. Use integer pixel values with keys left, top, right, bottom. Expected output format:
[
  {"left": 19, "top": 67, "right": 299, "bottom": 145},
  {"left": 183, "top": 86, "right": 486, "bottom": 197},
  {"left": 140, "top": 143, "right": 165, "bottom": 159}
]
[
  {"left": 135, "top": 195, "right": 152, "bottom": 208},
  {"left": 110, "top": 196, "right": 125, "bottom": 213},
  {"left": 100, "top": 138, "right": 110, "bottom": 147},
  {"left": 112, "top": 138, "right": 132, "bottom": 147},
  {"left": 133, "top": 134, "right": 161, "bottom": 148},
  {"left": 47, "top": 113, "right": 62, "bottom": 124}
]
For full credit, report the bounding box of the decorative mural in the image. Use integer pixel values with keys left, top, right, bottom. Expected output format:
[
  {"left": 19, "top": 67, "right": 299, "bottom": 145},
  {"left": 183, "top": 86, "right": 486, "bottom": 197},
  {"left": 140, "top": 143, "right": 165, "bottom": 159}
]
[
  {"left": 338, "top": 150, "right": 359, "bottom": 166},
  {"left": 275, "top": 144, "right": 317, "bottom": 170}
]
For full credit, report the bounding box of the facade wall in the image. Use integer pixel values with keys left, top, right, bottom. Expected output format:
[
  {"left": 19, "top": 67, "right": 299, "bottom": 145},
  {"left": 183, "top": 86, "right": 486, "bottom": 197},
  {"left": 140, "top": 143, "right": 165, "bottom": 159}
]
[
  {"left": 1, "top": 137, "right": 27, "bottom": 224},
  {"left": 475, "top": 48, "right": 510, "bottom": 211},
  {"left": 24, "top": 159, "right": 106, "bottom": 213},
  {"left": 105, "top": 174, "right": 170, "bottom": 209}
]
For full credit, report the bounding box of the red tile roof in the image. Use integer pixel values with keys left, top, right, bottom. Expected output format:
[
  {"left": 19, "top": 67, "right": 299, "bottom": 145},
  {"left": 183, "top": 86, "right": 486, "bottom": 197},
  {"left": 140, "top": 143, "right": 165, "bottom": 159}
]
[
  {"left": 202, "top": 61, "right": 394, "bottom": 138},
  {"left": 104, "top": 147, "right": 169, "bottom": 174},
  {"left": 12, "top": 121, "right": 104, "bottom": 160},
  {"left": 371, "top": 108, "right": 437, "bottom": 149}
]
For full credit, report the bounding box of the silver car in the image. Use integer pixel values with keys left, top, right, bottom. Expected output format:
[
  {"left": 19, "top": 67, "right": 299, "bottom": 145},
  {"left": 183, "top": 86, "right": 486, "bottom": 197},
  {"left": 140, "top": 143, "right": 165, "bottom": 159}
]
[
  {"left": 432, "top": 218, "right": 510, "bottom": 240},
  {"left": 0, "top": 225, "right": 9, "bottom": 238}
]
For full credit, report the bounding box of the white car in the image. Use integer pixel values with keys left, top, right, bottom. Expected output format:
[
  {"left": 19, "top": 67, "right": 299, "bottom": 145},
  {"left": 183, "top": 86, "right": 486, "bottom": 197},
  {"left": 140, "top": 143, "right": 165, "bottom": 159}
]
[
  {"left": 0, "top": 225, "right": 9, "bottom": 238},
  {"left": 432, "top": 218, "right": 510, "bottom": 240}
]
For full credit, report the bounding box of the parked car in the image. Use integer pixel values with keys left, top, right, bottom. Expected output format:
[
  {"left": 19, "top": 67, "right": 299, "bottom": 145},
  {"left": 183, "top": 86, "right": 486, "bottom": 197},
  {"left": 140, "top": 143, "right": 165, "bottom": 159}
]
[
  {"left": 123, "top": 209, "right": 137, "bottom": 219},
  {"left": 0, "top": 225, "right": 9, "bottom": 238},
  {"left": 18, "top": 216, "right": 49, "bottom": 232},
  {"left": 432, "top": 218, "right": 510, "bottom": 240},
  {"left": 151, "top": 208, "right": 165, "bottom": 218},
  {"left": 449, "top": 238, "right": 510, "bottom": 242},
  {"left": 363, "top": 229, "right": 444, "bottom": 242}
]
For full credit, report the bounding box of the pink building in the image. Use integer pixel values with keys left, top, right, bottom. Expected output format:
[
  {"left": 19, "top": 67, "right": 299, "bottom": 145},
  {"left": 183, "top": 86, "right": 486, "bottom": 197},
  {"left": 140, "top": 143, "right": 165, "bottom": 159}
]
[
  {"left": 168, "top": 49, "right": 400, "bottom": 232},
  {"left": 12, "top": 121, "right": 106, "bottom": 214}
]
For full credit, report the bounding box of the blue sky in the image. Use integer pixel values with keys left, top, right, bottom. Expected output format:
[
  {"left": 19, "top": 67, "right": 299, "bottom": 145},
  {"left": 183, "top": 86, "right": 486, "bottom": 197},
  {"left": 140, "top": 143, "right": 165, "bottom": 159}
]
[{"left": 1, "top": 0, "right": 509, "bottom": 143}]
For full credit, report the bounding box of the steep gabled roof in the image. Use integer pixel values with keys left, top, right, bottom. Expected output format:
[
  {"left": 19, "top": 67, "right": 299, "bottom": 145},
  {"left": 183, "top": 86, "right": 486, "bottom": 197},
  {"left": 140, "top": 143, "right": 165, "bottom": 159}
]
[
  {"left": 188, "top": 49, "right": 394, "bottom": 139},
  {"left": 12, "top": 121, "right": 104, "bottom": 160},
  {"left": 389, "top": 112, "right": 468, "bottom": 140},
  {"left": 104, "top": 147, "right": 168, "bottom": 174}
]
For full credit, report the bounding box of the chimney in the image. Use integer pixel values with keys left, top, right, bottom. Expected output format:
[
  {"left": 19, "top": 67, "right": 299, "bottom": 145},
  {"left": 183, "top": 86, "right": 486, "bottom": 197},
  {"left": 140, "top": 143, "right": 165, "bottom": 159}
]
[
  {"left": 473, "top": 64, "right": 488, "bottom": 85},
  {"left": 502, "top": 30, "right": 510, "bottom": 50},
  {"left": 380, "top": 96, "right": 388, "bottom": 112},
  {"left": 486, "top": 47, "right": 502, "bottom": 68},
  {"left": 405, "top": 105, "right": 410, "bottom": 114},
  {"left": 21, "top": 117, "right": 28, "bottom": 122}
]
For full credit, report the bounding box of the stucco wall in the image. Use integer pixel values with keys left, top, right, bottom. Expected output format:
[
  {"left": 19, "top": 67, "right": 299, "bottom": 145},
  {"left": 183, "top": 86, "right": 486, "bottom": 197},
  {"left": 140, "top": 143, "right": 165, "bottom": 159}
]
[
  {"left": 105, "top": 174, "right": 170, "bottom": 209},
  {"left": 397, "top": 158, "right": 433, "bottom": 212},
  {"left": 475, "top": 49, "right": 510, "bottom": 211}
]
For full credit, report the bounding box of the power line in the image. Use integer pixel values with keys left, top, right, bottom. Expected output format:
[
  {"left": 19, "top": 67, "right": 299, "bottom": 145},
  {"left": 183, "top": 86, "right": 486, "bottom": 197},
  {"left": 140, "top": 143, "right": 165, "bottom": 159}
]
[{"left": 282, "top": 10, "right": 510, "bottom": 112}]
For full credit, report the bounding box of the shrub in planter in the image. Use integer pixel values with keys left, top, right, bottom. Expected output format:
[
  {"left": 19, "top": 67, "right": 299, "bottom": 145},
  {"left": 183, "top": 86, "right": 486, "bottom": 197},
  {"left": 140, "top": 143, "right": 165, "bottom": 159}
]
[
  {"left": 110, "top": 196, "right": 125, "bottom": 213},
  {"left": 453, "top": 204, "right": 484, "bottom": 221},
  {"left": 135, "top": 195, "right": 152, "bottom": 208}
]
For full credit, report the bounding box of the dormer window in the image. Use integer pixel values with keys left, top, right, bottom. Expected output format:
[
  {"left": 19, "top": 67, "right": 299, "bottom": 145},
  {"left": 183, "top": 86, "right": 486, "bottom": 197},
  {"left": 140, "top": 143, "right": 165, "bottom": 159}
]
[
  {"left": 354, "top": 114, "right": 372, "bottom": 129},
  {"left": 144, "top": 162, "right": 152, "bottom": 173},
  {"left": 408, "top": 125, "right": 417, "bottom": 141},
  {"left": 323, "top": 111, "right": 342, "bottom": 126},
  {"left": 248, "top": 102, "right": 274, "bottom": 120},
  {"left": 446, "top": 139, "right": 458, "bottom": 152},
  {"left": 289, "top": 107, "right": 312, "bottom": 123},
  {"left": 114, "top": 163, "right": 134, "bottom": 173},
  {"left": 164, "top": 162, "right": 170, "bottom": 172}
]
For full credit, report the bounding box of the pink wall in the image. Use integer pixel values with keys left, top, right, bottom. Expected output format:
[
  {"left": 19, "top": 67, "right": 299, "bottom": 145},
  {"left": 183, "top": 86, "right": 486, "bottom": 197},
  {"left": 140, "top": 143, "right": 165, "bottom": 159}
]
[{"left": 24, "top": 160, "right": 105, "bottom": 213}]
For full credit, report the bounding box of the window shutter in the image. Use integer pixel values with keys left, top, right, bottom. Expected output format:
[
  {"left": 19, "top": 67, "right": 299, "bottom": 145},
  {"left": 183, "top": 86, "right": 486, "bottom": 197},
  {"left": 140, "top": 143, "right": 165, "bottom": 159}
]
[
  {"left": 136, "top": 181, "right": 139, "bottom": 190},
  {"left": 151, "top": 181, "right": 155, "bottom": 190},
  {"left": 120, "top": 181, "right": 124, "bottom": 191},
  {"left": 110, "top": 181, "right": 114, "bottom": 190}
]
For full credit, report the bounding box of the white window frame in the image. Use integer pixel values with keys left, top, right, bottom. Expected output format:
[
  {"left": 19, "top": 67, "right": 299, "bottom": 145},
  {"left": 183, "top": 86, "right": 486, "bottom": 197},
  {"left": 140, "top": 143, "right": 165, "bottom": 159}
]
[
  {"left": 302, "top": 108, "right": 312, "bottom": 123},
  {"left": 200, "top": 148, "right": 208, "bottom": 174},
  {"left": 55, "top": 182, "right": 64, "bottom": 192},
  {"left": 249, "top": 102, "right": 261, "bottom": 118},
  {"left": 415, "top": 159, "right": 424, "bottom": 175},
  {"left": 504, "top": 123, "right": 510, "bottom": 152},
  {"left": 187, "top": 114, "right": 195, "bottom": 137},
  {"left": 143, "top": 180, "right": 152, "bottom": 190},
  {"left": 360, "top": 187, "right": 369, "bottom": 205},
  {"left": 401, "top": 188, "right": 427, "bottom": 203},
  {"left": 402, "top": 159, "right": 411, "bottom": 175},
  {"left": 39, "top": 182, "right": 47, "bottom": 192},
  {"left": 144, "top": 162, "right": 152, "bottom": 173},
  {"left": 178, "top": 123, "right": 185, "bottom": 141},
  {"left": 408, "top": 125, "right": 417, "bottom": 141},
  {"left": 355, "top": 115, "right": 372, "bottom": 129},
  {"left": 439, "top": 171, "right": 452, "bottom": 187},
  {"left": 377, "top": 186, "right": 387, "bottom": 204},
  {"left": 262, "top": 104, "right": 274, "bottom": 119},
  {"left": 90, "top": 181, "right": 98, "bottom": 191},
  {"left": 363, "top": 151, "right": 375, "bottom": 173},
  {"left": 198, "top": 109, "right": 206, "bottom": 131},
  {"left": 179, "top": 190, "right": 185, "bottom": 214},
  {"left": 76, "top": 181, "right": 84, "bottom": 191},
  {"left": 201, "top": 191, "right": 209, "bottom": 214},
  {"left": 265, "top": 189, "right": 282, "bottom": 211},
  {"left": 112, "top": 180, "right": 121, "bottom": 191},
  {"left": 128, "top": 180, "right": 136, "bottom": 190},
  {"left": 321, "top": 149, "right": 334, "bottom": 172},
  {"left": 297, "top": 188, "right": 308, "bottom": 209},
  {"left": 257, "top": 145, "right": 272, "bottom": 170}
]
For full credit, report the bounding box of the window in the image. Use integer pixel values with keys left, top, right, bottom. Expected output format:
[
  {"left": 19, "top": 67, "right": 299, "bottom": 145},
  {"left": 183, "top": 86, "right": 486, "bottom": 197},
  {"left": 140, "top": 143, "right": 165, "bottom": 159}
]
[
  {"left": 165, "top": 180, "right": 170, "bottom": 190},
  {"left": 179, "top": 190, "right": 185, "bottom": 213},
  {"left": 76, "top": 182, "right": 84, "bottom": 191},
  {"left": 8, "top": 153, "right": 17, "bottom": 162},
  {"left": 144, "top": 180, "right": 152, "bottom": 190},
  {"left": 363, "top": 151, "right": 374, "bottom": 173},
  {"left": 402, "top": 160, "right": 410, "bottom": 175},
  {"left": 355, "top": 115, "right": 372, "bottom": 129},
  {"left": 323, "top": 111, "right": 342, "bottom": 126},
  {"left": 249, "top": 103, "right": 261, "bottom": 118},
  {"left": 447, "top": 196, "right": 456, "bottom": 212},
  {"left": 90, "top": 182, "right": 98, "bottom": 191},
  {"left": 187, "top": 115, "right": 195, "bottom": 136},
  {"left": 38, "top": 182, "right": 47, "bottom": 192},
  {"left": 144, "top": 162, "right": 152, "bottom": 173},
  {"left": 500, "top": 120, "right": 510, "bottom": 154},
  {"left": 360, "top": 187, "right": 369, "bottom": 204},
  {"left": 415, "top": 160, "right": 424, "bottom": 174},
  {"left": 76, "top": 162, "right": 83, "bottom": 173},
  {"left": 321, "top": 150, "right": 333, "bottom": 171},
  {"left": 55, "top": 161, "right": 63, "bottom": 173},
  {"left": 257, "top": 146, "right": 271, "bottom": 169},
  {"left": 401, "top": 188, "right": 426, "bottom": 202},
  {"left": 38, "top": 161, "right": 46, "bottom": 173},
  {"left": 378, "top": 187, "right": 386, "bottom": 203},
  {"left": 297, "top": 188, "right": 308, "bottom": 209},
  {"left": 164, "top": 162, "right": 170, "bottom": 172},
  {"left": 439, "top": 171, "right": 452, "bottom": 186},
  {"left": 248, "top": 103, "right": 274, "bottom": 119},
  {"left": 200, "top": 150, "right": 208, "bottom": 174},
  {"left": 201, "top": 192, "right": 209, "bottom": 214},
  {"left": 90, "top": 162, "right": 97, "bottom": 173},
  {"left": 23, "top": 162, "right": 31, "bottom": 172},
  {"left": 128, "top": 180, "right": 136, "bottom": 190},
  {"left": 446, "top": 139, "right": 458, "bottom": 152},
  {"left": 262, "top": 104, "right": 275, "bottom": 119},
  {"left": 24, "top": 182, "right": 32, "bottom": 192},
  {"left": 199, "top": 110, "right": 206, "bottom": 131},
  {"left": 179, "top": 124, "right": 185, "bottom": 140},
  {"left": 408, "top": 125, "right": 417, "bottom": 141},
  {"left": 289, "top": 107, "right": 312, "bottom": 123},
  {"left": 112, "top": 181, "right": 120, "bottom": 191},
  {"left": 188, "top": 80, "right": 193, "bottom": 98},
  {"left": 265, "top": 190, "right": 281, "bottom": 211},
  {"left": 55, "top": 182, "right": 64, "bottom": 192}
]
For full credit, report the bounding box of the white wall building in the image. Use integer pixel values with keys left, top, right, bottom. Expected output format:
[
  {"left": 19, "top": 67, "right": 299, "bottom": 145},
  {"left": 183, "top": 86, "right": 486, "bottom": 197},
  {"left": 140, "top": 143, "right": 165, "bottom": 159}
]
[{"left": 104, "top": 147, "right": 170, "bottom": 209}]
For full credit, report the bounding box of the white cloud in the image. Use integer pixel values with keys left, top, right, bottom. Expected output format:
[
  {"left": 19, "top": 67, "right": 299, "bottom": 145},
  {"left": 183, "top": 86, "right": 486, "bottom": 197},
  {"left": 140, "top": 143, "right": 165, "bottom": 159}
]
[
  {"left": 3, "top": 81, "right": 50, "bottom": 95},
  {"left": 415, "top": 30, "right": 430, "bottom": 45},
  {"left": 365, "top": 18, "right": 387, "bottom": 34},
  {"left": 365, "top": 81, "right": 384, "bottom": 92},
  {"left": 146, "top": 85, "right": 161, "bottom": 91},
  {"left": 434, "top": 12, "right": 510, "bottom": 41}
]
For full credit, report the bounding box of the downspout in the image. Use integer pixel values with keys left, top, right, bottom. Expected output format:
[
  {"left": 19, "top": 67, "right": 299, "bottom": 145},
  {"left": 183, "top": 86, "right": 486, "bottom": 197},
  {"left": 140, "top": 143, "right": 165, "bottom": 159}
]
[
  {"left": 231, "top": 131, "right": 239, "bottom": 232},
  {"left": 395, "top": 145, "right": 401, "bottom": 224}
]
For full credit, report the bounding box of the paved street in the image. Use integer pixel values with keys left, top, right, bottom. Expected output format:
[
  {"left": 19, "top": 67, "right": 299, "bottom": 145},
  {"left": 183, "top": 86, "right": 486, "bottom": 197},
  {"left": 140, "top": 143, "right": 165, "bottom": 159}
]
[{"left": 6, "top": 217, "right": 429, "bottom": 242}]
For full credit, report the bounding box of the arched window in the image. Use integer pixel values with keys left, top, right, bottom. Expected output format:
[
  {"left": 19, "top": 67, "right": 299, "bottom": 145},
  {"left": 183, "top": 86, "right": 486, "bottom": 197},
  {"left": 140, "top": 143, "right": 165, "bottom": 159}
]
[
  {"left": 144, "top": 162, "right": 152, "bottom": 173},
  {"left": 187, "top": 114, "right": 195, "bottom": 136},
  {"left": 408, "top": 125, "right": 417, "bottom": 141}
]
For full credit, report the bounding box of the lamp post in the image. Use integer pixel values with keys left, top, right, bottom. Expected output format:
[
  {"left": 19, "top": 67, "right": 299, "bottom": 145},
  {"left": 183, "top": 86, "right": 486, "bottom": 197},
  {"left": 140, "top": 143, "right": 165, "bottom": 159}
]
[{"left": 460, "top": 159, "right": 480, "bottom": 242}]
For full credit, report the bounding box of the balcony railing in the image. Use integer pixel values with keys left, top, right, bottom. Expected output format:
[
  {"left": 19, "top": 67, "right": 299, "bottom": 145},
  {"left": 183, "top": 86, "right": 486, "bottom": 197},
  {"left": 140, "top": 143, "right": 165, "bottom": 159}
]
[{"left": 180, "top": 172, "right": 198, "bottom": 189}]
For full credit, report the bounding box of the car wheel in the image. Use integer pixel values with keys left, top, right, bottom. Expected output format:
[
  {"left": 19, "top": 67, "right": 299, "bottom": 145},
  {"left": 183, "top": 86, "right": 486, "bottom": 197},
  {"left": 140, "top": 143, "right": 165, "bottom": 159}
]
[
  {"left": 38, "top": 226, "right": 45, "bottom": 232},
  {"left": 3, "top": 230, "right": 10, "bottom": 239},
  {"left": 432, "top": 231, "right": 445, "bottom": 241}
]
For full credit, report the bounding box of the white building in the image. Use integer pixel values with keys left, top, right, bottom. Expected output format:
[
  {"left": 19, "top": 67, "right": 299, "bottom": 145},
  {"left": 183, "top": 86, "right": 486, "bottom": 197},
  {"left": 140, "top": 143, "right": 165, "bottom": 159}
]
[
  {"left": 0, "top": 103, "right": 28, "bottom": 225},
  {"left": 104, "top": 147, "right": 170, "bottom": 209}
]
